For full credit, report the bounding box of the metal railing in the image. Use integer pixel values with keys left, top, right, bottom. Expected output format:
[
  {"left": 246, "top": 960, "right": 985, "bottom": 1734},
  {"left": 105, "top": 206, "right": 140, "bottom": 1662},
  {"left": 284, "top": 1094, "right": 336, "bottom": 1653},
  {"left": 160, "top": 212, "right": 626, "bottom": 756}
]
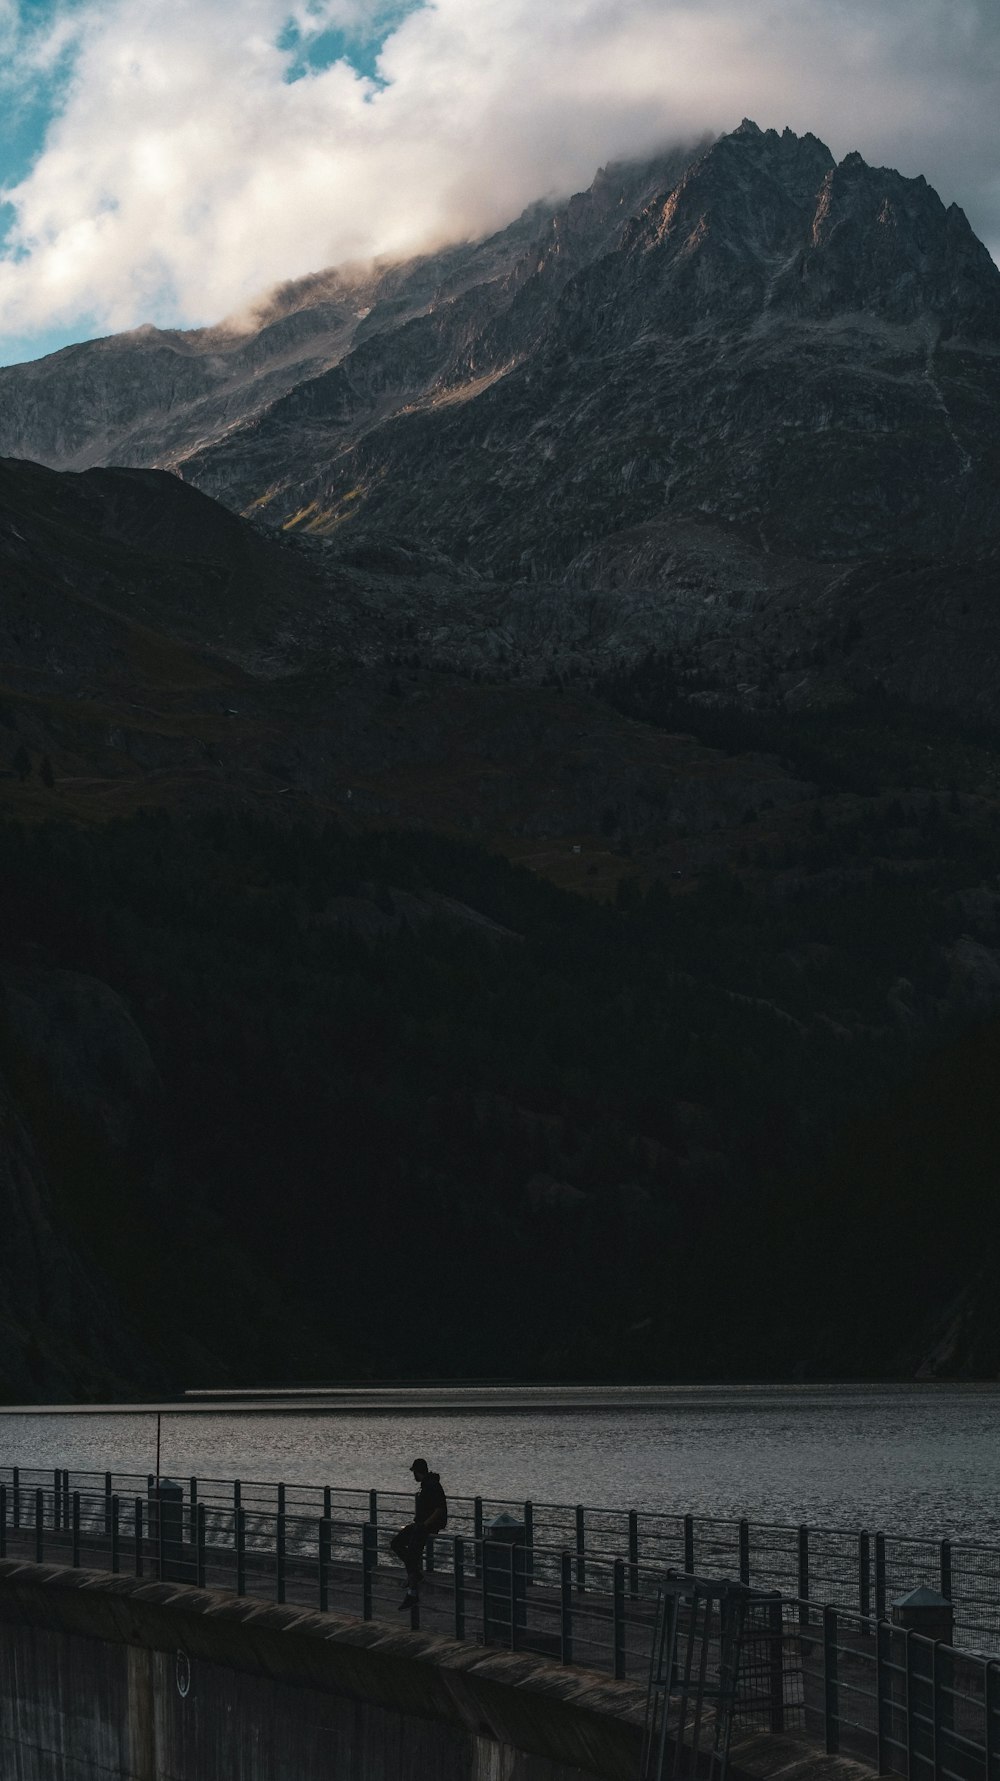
[{"left": 3, "top": 1466, "right": 1000, "bottom": 1780}]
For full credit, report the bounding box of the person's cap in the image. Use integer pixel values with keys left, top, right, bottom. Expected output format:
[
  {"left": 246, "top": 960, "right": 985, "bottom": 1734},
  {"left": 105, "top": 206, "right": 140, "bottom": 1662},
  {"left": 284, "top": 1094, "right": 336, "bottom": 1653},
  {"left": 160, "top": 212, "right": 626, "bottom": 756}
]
[{"left": 409, "top": 1457, "right": 428, "bottom": 1474}]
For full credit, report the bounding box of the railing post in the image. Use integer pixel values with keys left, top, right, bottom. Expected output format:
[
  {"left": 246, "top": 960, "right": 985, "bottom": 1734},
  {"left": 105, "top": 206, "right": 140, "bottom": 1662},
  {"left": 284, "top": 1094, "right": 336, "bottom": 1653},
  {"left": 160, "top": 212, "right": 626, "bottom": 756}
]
[
  {"left": 189, "top": 1477, "right": 198, "bottom": 1543},
  {"left": 628, "top": 1509, "right": 639, "bottom": 1601},
  {"left": 985, "top": 1661, "right": 998, "bottom": 1781},
  {"left": 196, "top": 1502, "right": 206, "bottom": 1589},
  {"left": 63, "top": 1470, "right": 70, "bottom": 1532},
  {"left": 53, "top": 1467, "right": 61, "bottom": 1532},
  {"left": 797, "top": 1525, "right": 809, "bottom": 1625},
  {"left": 236, "top": 1508, "right": 246, "bottom": 1597},
  {"left": 509, "top": 1542, "right": 517, "bottom": 1652},
  {"left": 111, "top": 1496, "right": 120, "bottom": 1574},
  {"left": 859, "top": 1531, "right": 871, "bottom": 1618},
  {"left": 904, "top": 1629, "right": 916, "bottom": 1777},
  {"left": 12, "top": 1468, "right": 19, "bottom": 1532},
  {"left": 768, "top": 1596, "right": 785, "bottom": 1732},
  {"left": 823, "top": 1605, "right": 839, "bottom": 1754},
  {"left": 324, "top": 1487, "right": 332, "bottom": 1520},
  {"left": 876, "top": 1619, "right": 889, "bottom": 1775},
  {"left": 104, "top": 1472, "right": 112, "bottom": 1538},
  {"left": 613, "top": 1558, "right": 626, "bottom": 1679},
  {"left": 875, "top": 1533, "right": 887, "bottom": 1620},
  {"left": 368, "top": 1489, "right": 378, "bottom": 1564},
  {"left": 454, "top": 1536, "right": 465, "bottom": 1641},
  {"left": 362, "top": 1522, "right": 376, "bottom": 1620},
  {"left": 561, "top": 1551, "right": 573, "bottom": 1665},
  {"left": 684, "top": 1513, "right": 694, "bottom": 1575},
  {"left": 575, "top": 1505, "right": 586, "bottom": 1593},
  {"left": 134, "top": 1498, "right": 143, "bottom": 1577},
  {"left": 0, "top": 1484, "right": 5, "bottom": 1559},
  {"left": 940, "top": 1539, "right": 952, "bottom": 1603},
  {"left": 524, "top": 1500, "right": 534, "bottom": 1584},
  {"left": 72, "top": 1492, "right": 80, "bottom": 1568},
  {"left": 739, "top": 1519, "right": 750, "bottom": 1586},
  {"left": 319, "top": 1518, "right": 331, "bottom": 1614},
  {"left": 276, "top": 1508, "right": 286, "bottom": 1604},
  {"left": 474, "top": 1497, "right": 483, "bottom": 1578},
  {"left": 35, "top": 1488, "right": 43, "bottom": 1563}
]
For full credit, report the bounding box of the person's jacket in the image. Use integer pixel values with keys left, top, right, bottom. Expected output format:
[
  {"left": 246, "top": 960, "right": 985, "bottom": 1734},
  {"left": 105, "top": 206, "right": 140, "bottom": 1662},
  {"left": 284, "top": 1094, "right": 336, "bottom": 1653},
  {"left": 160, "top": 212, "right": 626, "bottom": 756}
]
[{"left": 415, "top": 1471, "right": 448, "bottom": 1534}]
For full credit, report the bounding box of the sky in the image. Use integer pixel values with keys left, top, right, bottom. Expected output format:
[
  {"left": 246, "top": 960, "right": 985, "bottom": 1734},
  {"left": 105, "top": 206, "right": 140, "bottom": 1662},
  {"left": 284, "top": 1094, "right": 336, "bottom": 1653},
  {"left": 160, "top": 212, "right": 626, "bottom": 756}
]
[{"left": 0, "top": 0, "right": 997, "bottom": 367}]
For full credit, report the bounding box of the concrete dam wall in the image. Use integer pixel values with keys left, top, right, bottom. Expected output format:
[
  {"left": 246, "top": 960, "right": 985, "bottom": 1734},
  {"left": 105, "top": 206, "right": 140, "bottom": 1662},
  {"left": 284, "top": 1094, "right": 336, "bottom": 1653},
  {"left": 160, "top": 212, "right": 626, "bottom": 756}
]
[{"left": 0, "top": 1558, "right": 649, "bottom": 1781}]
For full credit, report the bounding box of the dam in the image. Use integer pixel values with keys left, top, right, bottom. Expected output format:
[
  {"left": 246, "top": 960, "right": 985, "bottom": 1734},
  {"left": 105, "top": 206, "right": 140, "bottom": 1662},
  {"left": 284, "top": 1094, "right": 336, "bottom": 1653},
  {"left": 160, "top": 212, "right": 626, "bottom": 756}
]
[{"left": 0, "top": 1462, "right": 995, "bottom": 1781}]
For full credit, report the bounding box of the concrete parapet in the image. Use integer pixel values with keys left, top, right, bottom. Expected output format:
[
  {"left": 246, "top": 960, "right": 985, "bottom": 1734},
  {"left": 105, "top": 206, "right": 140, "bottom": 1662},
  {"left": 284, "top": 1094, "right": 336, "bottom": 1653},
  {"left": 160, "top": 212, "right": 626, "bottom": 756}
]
[{"left": 0, "top": 1559, "right": 875, "bottom": 1781}]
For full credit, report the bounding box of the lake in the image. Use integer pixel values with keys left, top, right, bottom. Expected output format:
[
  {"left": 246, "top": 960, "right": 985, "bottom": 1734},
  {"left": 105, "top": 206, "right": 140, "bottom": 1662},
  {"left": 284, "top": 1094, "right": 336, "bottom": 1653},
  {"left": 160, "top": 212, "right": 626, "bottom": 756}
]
[{"left": 1, "top": 1383, "right": 998, "bottom": 1545}]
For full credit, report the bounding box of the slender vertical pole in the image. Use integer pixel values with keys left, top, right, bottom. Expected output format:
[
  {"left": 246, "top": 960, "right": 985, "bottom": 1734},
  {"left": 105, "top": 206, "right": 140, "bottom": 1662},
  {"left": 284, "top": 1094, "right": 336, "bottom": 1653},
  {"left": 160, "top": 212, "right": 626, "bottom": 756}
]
[
  {"left": 823, "top": 1606, "right": 839, "bottom": 1753},
  {"left": 319, "top": 1518, "right": 331, "bottom": 1614},
  {"left": 276, "top": 1509, "right": 286, "bottom": 1604},
  {"left": 0, "top": 1484, "right": 5, "bottom": 1559},
  {"left": 190, "top": 1477, "right": 198, "bottom": 1543},
  {"left": 474, "top": 1497, "right": 483, "bottom": 1579},
  {"left": 739, "top": 1519, "right": 750, "bottom": 1586},
  {"left": 613, "top": 1558, "right": 626, "bottom": 1679},
  {"left": 53, "top": 1468, "right": 61, "bottom": 1533},
  {"left": 768, "top": 1597, "right": 785, "bottom": 1732},
  {"left": 575, "top": 1505, "right": 586, "bottom": 1593},
  {"left": 560, "top": 1551, "right": 573, "bottom": 1665},
  {"left": 62, "top": 1470, "right": 70, "bottom": 1532},
  {"left": 940, "top": 1540, "right": 952, "bottom": 1603},
  {"left": 104, "top": 1472, "right": 112, "bottom": 1538},
  {"left": 324, "top": 1486, "right": 332, "bottom": 1520},
  {"left": 368, "top": 1485, "right": 378, "bottom": 1570},
  {"left": 236, "top": 1508, "right": 246, "bottom": 1597},
  {"left": 134, "top": 1498, "right": 144, "bottom": 1578},
  {"left": 111, "top": 1496, "right": 120, "bottom": 1574},
  {"left": 35, "top": 1488, "right": 43, "bottom": 1563},
  {"left": 628, "top": 1510, "right": 640, "bottom": 1603},
  {"left": 859, "top": 1531, "right": 871, "bottom": 1618},
  {"left": 904, "top": 1629, "right": 916, "bottom": 1778},
  {"left": 72, "top": 1492, "right": 80, "bottom": 1568},
  {"left": 509, "top": 1545, "right": 517, "bottom": 1651},
  {"left": 875, "top": 1533, "right": 887, "bottom": 1621},
  {"left": 362, "top": 1523, "right": 376, "bottom": 1620},
  {"left": 12, "top": 1467, "right": 19, "bottom": 1532},
  {"left": 524, "top": 1500, "right": 534, "bottom": 1585},
  {"left": 196, "top": 1502, "right": 206, "bottom": 1589},
  {"left": 454, "top": 1536, "right": 465, "bottom": 1641},
  {"left": 684, "top": 1513, "right": 694, "bottom": 1575},
  {"left": 798, "top": 1525, "right": 810, "bottom": 1626},
  {"left": 155, "top": 1414, "right": 161, "bottom": 1483}
]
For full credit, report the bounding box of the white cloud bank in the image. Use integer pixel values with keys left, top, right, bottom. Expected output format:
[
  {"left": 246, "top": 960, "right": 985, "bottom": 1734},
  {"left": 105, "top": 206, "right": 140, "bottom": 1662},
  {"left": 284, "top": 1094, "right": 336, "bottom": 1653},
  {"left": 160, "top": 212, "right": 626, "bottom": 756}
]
[{"left": 0, "top": 0, "right": 998, "bottom": 358}]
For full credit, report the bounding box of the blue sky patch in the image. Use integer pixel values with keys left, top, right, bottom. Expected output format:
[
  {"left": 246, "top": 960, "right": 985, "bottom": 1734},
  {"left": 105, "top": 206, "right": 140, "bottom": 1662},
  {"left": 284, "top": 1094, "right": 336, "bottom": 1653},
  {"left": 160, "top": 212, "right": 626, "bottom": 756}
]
[{"left": 278, "top": 3, "right": 425, "bottom": 87}]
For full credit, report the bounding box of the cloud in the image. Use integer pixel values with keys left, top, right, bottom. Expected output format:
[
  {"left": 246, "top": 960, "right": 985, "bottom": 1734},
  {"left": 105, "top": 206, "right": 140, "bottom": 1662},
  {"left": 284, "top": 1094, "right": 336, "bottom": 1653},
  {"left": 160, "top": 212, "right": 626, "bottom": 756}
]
[{"left": 0, "top": 0, "right": 998, "bottom": 360}]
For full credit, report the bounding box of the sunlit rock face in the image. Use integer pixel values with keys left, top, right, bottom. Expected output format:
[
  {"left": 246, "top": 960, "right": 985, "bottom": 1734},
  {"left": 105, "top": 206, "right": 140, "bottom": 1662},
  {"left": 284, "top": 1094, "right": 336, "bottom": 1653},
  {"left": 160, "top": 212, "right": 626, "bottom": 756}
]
[{"left": 0, "top": 121, "right": 997, "bottom": 607}]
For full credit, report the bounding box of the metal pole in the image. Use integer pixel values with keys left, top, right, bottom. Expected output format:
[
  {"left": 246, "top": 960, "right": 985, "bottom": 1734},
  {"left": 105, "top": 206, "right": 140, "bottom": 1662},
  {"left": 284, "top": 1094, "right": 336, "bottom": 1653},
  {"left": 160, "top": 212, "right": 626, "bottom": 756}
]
[
  {"left": 111, "top": 1496, "right": 120, "bottom": 1574},
  {"left": 875, "top": 1533, "right": 887, "bottom": 1620},
  {"left": 72, "top": 1492, "right": 80, "bottom": 1568},
  {"left": 823, "top": 1606, "right": 839, "bottom": 1754},
  {"left": 524, "top": 1500, "right": 534, "bottom": 1585},
  {"left": 739, "top": 1519, "right": 750, "bottom": 1586},
  {"left": 196, "top": 1502, "right": 206, "bottom": 1589},
  {"left": 35, "top": 1488, "right": 43, "bottom": 1563},
  {"left": 12, "top": 1467, "right": 19, "bottom": 1532},
  {"left": 62, "top": 1470, "right": 70, "bottom": 1532},
  {"left": 940, "top": 1539, "right": 952, "bottom": 1603},
  {"left": 474, "top": 1497, "right": 483, "bottom": 1578},
  {"left": 189, "top": 1477, "right": 198, "bottom": 1544},
  {"left": 53, "top": 1468, "right": 61, "bottom": 1532},
  {"left": 798, "top": 1525, "right": 810, "bottom": 1626},
  {"left": 104, "top": 1472, "right": 112, "bottom": 1538},
  {"left": 628, "top": 1509, "right": 639, "bottom": 1602},
  {"left": 859, "top": 1531, "right": 871, "bottom": 1618},
  {"left": 768, "top": 1596, "right": 785, "bottom": 1732},
  {"left": 319, "top": 1518, "right": 331, "bottom": 1614},
  {"left": 613, "top": 1558, "right": 626, "bottom": 1679},
  {"left": 134, "top": 1498, "right": 143, "bottom": 1578},
  {"left": 236, "top": 1508, "right": 246, "bottom": 1597},
  {"left": 560, "top": 1551, "right": 573, "bottom": 1665},
  {"left": 454, "top": 1536, "right": 465, "bottom": 1641},
  {"left": 0, "top": 1484, "right": 5, "bottom": 1560},
  {"left": 684, "top": 1513, "right": 694, "bottom": 1574},
  {"left": 576, "top": 1505, "right": 586, "bottom": 1593},
  {"left": 362, "top": 1522, "right": 375, "bottom": 1620},
  {"left": 276, "top": 1509, "right": 286, "bottom": 1604}
]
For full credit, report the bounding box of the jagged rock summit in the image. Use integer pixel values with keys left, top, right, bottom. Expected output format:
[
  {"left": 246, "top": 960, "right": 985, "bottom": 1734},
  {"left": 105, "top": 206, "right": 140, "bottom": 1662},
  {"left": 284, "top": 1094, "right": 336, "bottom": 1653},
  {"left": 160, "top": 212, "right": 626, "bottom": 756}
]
[{"left": 1, "top": 122, "right": 997, "bottom": 586}]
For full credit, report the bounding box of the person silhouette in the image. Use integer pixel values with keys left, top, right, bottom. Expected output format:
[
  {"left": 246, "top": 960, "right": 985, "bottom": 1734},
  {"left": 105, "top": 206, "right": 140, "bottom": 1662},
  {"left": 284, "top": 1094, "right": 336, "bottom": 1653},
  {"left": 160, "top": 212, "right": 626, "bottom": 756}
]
[{"left": 390, "top": 1457, "right": 448, "bottom": 1609}]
